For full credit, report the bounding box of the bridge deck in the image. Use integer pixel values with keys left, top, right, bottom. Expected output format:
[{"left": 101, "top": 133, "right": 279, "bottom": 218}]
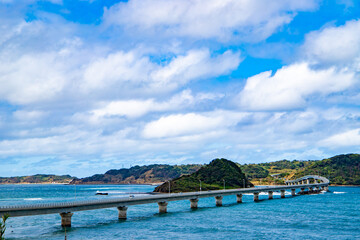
[{"left": 0, "top": 181, "right": 328, "bottom": 218}]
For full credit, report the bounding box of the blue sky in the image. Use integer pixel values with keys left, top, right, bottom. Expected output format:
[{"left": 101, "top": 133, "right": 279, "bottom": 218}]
[{"left": 0, "top": 0, "right": 359, "bottom": 177}]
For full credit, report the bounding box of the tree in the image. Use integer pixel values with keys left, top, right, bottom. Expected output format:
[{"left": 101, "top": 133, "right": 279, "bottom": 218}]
[{"left": 0, "top": 214, "right": 9, "bottom": 240}]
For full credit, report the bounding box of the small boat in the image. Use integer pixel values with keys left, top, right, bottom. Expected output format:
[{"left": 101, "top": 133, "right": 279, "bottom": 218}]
[{"left": 95, "top": 192, "right": 108, "bottom": 195}]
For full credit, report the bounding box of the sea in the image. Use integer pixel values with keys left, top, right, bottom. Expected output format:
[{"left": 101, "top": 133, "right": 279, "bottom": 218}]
[{"left": 0, "top": 184, "right": 359, "bottom": 240}]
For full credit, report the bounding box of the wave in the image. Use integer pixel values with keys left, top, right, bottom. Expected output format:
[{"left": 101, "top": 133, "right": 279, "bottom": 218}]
[
  {"left": 333, "top": 191, "right": 345, "bottom": 194},
  {"left": 24, "top": 198, "right": 43, "bottom": 201}
]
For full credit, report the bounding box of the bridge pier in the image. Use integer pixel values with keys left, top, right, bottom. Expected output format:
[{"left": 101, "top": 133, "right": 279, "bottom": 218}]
[
  {"left": 307, "top": 179, "right": 310, "bottom": 184},
  {"left": 236, "top": 194, "right": 243, "bottom": 203},
  {"left": 300, "top": 187, "right": 305, "bottom": 194},
  {"left": 268, "top": 191, "right": 273, "bottom": 200},
  {"left": 253, "top": 192, "right": 259, "bottom": 201},
  {"left": 158, "top": 201, "right": 168, "bottom": 213},
  {"left": 60, "top": 212, "right": 73, "bottom": 227},
  {"left": 291, "top": 189, "right": 296, "bottom": 196},
  {"left": 117, "top": 206, "right": 128, "bottom": 219},
  {"left": 280, "top": 190, "right": 286, "bottom": 198},
  {"left": 190, "top": 198, "right": 199, "bottom": 209},
  {"left": 324, "top": 186, "right": 329, "bottom": 192},
  {"left": 215, "top": 196, "right": 223, "bottom": 206}
]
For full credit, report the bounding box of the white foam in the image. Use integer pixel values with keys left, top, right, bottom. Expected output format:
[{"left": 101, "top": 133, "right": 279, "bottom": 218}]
[
  {"left": 24, "top": 198, "right": 43, "bottom": 201},
  {"left": 333, "top": 191, "right": 345, "bottom": 194}
]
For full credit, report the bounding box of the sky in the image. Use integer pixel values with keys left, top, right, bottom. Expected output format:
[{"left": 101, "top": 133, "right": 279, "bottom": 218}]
[{"left": 0, "top": 0, "right": 359, "bottom": 177}]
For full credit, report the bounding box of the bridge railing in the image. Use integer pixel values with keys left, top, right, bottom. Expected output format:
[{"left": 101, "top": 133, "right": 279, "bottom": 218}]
[{"left": 285, "top": 175, "right": 329, "bottom": 184}]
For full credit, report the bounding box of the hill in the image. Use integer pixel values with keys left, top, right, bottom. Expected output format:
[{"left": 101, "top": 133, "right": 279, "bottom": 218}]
[
  {"left": 70, "top": 164, "right": 201, "bottom": 184},
  {"left": 240, "top": 154, "right": 360, "bottom": 185},
  {"left": 153, "top": 158, "right": 253, "bottom": 193},
  {"left": 0, "top": 174, "right": 74, "bottom": 184},
  {"left": 292, "top": 154, "right": 360, "bottom": 185},
  {"left": 240, "top": 160, "right": 315, "bottom": 185}
]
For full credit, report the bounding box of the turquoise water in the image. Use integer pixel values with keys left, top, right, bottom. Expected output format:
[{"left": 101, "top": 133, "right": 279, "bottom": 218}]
[{"left": 0, "top": 185, "right": 359, "bottom": 239}]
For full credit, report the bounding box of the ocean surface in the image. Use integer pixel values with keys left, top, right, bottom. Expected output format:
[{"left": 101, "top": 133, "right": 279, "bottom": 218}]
[{"left": 0, "top": 184, "right": 359, "bottom": 240}]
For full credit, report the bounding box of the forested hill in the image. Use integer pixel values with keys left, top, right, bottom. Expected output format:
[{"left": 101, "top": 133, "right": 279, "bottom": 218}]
[
  {"left": 3, "top": 154, "right": 358, "bottom": 185},
  {"left": 0, "top": 174, "right": 74, "bottom": 184},
  {"left": 241, "top": 154, "right": 360, "bottom": 185},
  {"left": 292, "top": 154, "right": 360, "bottom": 185},
  {"left": 70, "top": 164, "right": 201, "bottom": 184},
  {"left": 153, "top": 158, "right": 253, "bottom": 193}
]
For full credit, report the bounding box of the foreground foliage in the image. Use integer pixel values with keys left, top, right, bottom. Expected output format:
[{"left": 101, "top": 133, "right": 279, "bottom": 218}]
[{"left": 0, "top": 214, "right": 9, "bottom": 240}]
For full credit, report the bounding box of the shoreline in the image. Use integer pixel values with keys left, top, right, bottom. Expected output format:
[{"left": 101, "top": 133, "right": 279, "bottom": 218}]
[
  {"left": 1, "top": 182, "right": 358, "bottom": 187},
  {"left": 0, "top": 182, "right": 162, "bottom": 186}
]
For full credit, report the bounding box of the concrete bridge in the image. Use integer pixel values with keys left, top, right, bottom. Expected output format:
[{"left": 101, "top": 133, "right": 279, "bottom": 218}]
[
  {"left": 0, "top": 175, "right": 329, "bottom": 227},
  {"left": 285, "top": 175, "right": 329, "bottom": 188}
]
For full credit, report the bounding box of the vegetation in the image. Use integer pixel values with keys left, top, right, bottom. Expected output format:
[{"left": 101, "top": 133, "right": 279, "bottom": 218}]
[
  {"left": 4, "top": 154, "right": 358, "bottom": 186},
  {"left": 153, "top": 158, "right": 253, "bottom": 193},
  {"left": 0, "top": 214, "right": 9, "bottom": 240},
  {"left": 240, "top": 154, "right": 360, "bottom": 186},
  {"left": 292, "top": 154, "right": 360, "bottom": 185},
  {"left": 0, "top": 174, "right": 74, "bottom": 184},
  {"left": 240, "top": 164, "right": 269, "bottom": 179},
  {"left": 240, "top": 160, "right": 315, "bottom": 185},
  {"left": 71, "top": 164, "right": 202, "bottom": 184}
]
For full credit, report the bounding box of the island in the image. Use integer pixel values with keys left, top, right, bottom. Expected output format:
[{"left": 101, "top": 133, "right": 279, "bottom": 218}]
[{"left": 153, "top": 158, "right": 253, "bottom": 193}]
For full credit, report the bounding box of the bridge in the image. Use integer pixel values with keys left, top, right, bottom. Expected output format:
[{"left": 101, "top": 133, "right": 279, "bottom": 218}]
[{"left": 0, "top": 175, "right": 329, "bottom": 227}]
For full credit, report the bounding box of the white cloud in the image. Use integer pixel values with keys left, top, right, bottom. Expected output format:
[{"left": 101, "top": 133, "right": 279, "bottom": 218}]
[
  {"left": 303, "top": 19, "right": 360, "bottom": 66},
  {"left": 320, "top": 128, "right": 360, "bottom": 147},
  {"left": 237, "top": 63, "right": 356, "bottom": 110},
  {"left": 13, "top": 110, "right": 46, "bottom": 121},
  {"left": 0, "top": 53, "right": 68, "bottom": 104},
  {"left": 83, "top": 49, "right": 241, "bottom": 92},
  {"left": 82, "top": 50, "right": 154, "bottom": 91},
  {"left": 104, "top": 0, "right": 317, "bottom": 42},
  {"left": 151, "top": 49, "right": 241, "bottom": 88},
  {"left": 91, "top": 90, "right": 198, "bottom": 118},
  {"left": 142, "top": 111, "right": 248, "bottom": 138}
]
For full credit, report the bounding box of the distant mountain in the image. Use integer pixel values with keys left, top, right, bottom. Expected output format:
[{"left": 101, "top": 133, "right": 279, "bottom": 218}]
[
  {"left": 0, "top": 174, "right": 74, "bottom": 184},
  {"left": 70, "top": 164, "right": 201, "bottom": 185},
  {"left": 153, "top": 158, "right": 253, "bottom": 193}
]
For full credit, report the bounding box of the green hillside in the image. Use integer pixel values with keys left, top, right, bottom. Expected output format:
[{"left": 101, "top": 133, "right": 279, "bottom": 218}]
[
  {"left": 292, "top": 154, "right": 360, "bottom": 185},
  {"left": 70, "top": 164, "right": 201, "bottom": 184},
  {"left": 153, "top": 158, "right": 253, "bottom": 193},
  {"left": 240, "top": 154, "right": 360, "bottom": 186},
  {"left": 0, "top": 174, "right": 74, "bottom": 184}
]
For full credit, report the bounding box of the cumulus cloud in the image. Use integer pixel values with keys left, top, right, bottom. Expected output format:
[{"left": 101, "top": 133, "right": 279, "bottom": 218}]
[
  {"left": 91, "top": 90, "right": 221, "bottom": 119},
  {"left": 237, "top": 63, "right": 356, "bottom": 110},
  {"left": 303, "top": 19, "right": 360, "bottom": 66},
  {"left": 83, "top": 49, "right": 241, "bottom": 92},
  {"left": 320, "top": 128, "right": 360, "bottom": 147},
  {"left": 142, "top": 111, "right": 249, "bottom": 138},
  {"left": 0, "top": 53, "right": 68, "bottom": 104},
  {"left": 104, "top": 0, "right": 317, "bottom": 41}
]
